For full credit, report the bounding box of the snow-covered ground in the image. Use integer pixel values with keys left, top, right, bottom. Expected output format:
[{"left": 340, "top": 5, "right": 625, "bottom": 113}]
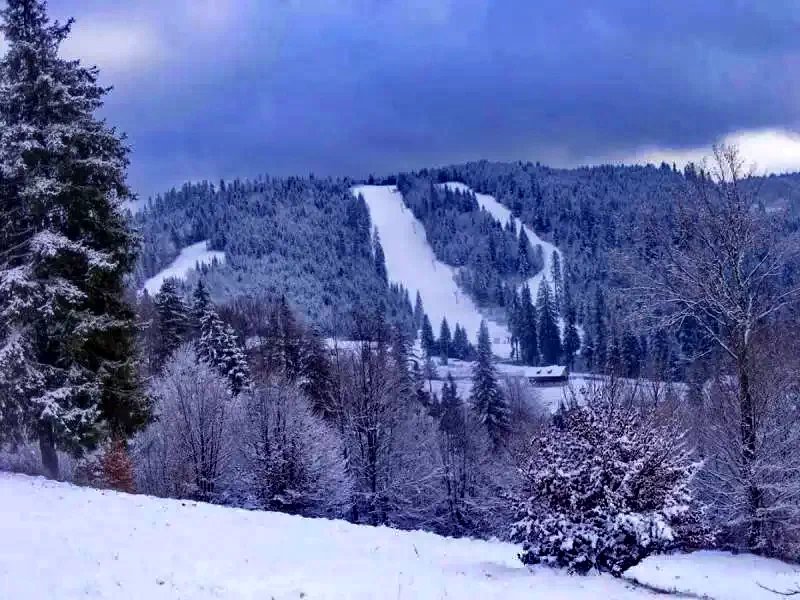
[
  {"left": 0, "top": 473, "right": 795, "bottom": 600},
  {"left": 628, "top": 551, "right": 800, "bottom": 600},
  {"left": 142, "top": 241, "right": 225, "bottom": 296},
  {"left": 442, "top": 182, "right": 561, "bottom": 299},
  {"left": 353, "top": 185, "right": 513, "bottom": 354}
]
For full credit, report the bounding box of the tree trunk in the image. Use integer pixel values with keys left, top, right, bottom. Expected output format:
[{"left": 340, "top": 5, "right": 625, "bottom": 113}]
[
  {"left": 38, "top": 422, "right": 59, "bottom": 480},
  {"left": 737, "top": 353, "right": 762, "bottom": 550}
]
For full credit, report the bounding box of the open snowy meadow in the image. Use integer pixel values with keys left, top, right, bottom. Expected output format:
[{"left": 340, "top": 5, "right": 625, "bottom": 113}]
[{"left": 1, "top": 473, "right": 797, "bottom": 600}]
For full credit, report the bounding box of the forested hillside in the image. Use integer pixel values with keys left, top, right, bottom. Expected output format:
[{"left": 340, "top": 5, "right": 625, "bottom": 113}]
[{"left": 134, "top": 177, "right": 414, "bottom": 336}]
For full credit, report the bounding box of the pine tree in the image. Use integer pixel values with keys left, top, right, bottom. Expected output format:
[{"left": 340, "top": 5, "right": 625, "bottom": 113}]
[
  {"left": 517, "top": 227, "right": 533, "bottom": 278},
  {"left": 519, "top": 284, "right": 539, "bottom": 365},
  {"left": 373, "top": 227, "right": 388, "bottom": 284},
  {"left": 583, "top": 331, "right": 595, "bottom": 371},
  {"left": 452, "top": 323, "right": 469, "bottom": 360},
  {"left": 439, "top": 374, "right": 463, "bottom": 436},
  {"left": 198, "top": 304, "right": 251, "bottom": 394},
  {"left": 190, "top": 280, "right": 211, "bottom": 337},
  {"left": 562, "top": 304, "right": 581, "bottom": 369},
  {"left": 470, "top": 321, "right": 509, "bottom": 446},
  {"left": 421, "top": 313, "right": 436, "bottom": 357},
  {"left": 155, "top": 280, "right": 189, "bottom": 368},
  {"left": 413, "top": 291, "right": 424, "bottom": 334},
  {"left": 0, "top": 0, "right": 148, "bottom": 476},
  {"left": 622, "top": 331, "right": 642, "bottom": 378},
  {"left": 594, "top": 288, "right": 608, "bottom": 372},
  {"left": 439, "top": 317, "right": 451, "bottom": 365},
  {"left": 550, "top": 251, "right": 564, "bottom": 316},
  {"left": 537, "top": 281, "right": 562, "bottom": 365}
]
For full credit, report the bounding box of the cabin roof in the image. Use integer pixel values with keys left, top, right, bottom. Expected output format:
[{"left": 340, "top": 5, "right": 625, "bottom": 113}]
[{"left": 527, "top": 365, "right": 568, "bottom": 379}]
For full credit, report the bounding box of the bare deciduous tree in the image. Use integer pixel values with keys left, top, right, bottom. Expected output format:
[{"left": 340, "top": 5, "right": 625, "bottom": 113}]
[{"left": 623, "top": 145, "right": 800, "bottom": 551}]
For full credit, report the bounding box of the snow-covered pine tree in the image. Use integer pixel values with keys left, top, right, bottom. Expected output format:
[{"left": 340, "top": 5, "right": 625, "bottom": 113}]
[
  {"left": 470, "top": 321, "right": 509, "bottom": 446},
  {"left": 451, "top": 323, "right": 469, "bottom": 361},
  {"left": 373, "top": 227, "right": 388, "bottom": 284},
  {"left": 198, "top": 303, "right": 251, "bottom": 394},
  {"left": 439, "top": 317, "right": 451, "bottom": 365},
  {"left": 517, "top": 227, "right": 533, "bottom": 278},
  {"left": 513, "top": 383, "right": 707, "bottom": 576},
  {"left": 550, "top": 251, "right": 564, "bottom": 316},
  {"left": 0, "top": 0, "right": 147, "bottom": 476},
  {"left": 190, "top": 280, "right": 211, "bottom": 337},
  {"left": 155, "top": 279, "right": 189, "bottom": 368},
  {"left": 413, "top": 291, "right": 424, "bottom": 334},
  {"left": 537, "top": 280, "right": 562, "bottom": 365},
  {"left": 420, "top": 313, "right": 436, "bottom": 357},
  {"left": 562, "top": 304, "right": 581, "bottom": 369},
  {"left": 519, "top": 284, "right": 539, "bottom": 366}
]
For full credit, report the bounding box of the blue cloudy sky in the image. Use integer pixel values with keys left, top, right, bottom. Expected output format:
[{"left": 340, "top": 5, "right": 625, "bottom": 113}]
[{"left": 7, "top": 0, "right": 800, "bottom": 197}]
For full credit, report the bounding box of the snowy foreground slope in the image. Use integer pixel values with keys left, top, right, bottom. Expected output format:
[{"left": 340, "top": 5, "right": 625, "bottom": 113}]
[
  {"left": 1, "top": 474, "right": 796, "bottom": 600},
  {"left": 353, "top": 185, "right": 513, "bottom": 354},
  {"left": 142, "top": 240, "right": 225, "bottom": 296}
]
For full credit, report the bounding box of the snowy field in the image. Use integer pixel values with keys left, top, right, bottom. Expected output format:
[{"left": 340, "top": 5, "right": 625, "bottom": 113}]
[
  {"left": 142, "top": 240, "right": 225, "bottom": 296},
  {"left": 0, "top": 473, "right": 796, "bottom": 600},
  {"left": 353, "top": 185, "right": 513, "bottom": 353},
  {"left": 442, "top": 182, "right": 561, "bottom": 298}
]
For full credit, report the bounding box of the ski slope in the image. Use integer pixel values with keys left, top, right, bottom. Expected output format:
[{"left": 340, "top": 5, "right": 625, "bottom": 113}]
[
  {"left": 0, "top": 473, "right": 795, "bottom": 600},
  {"left": 353, "top": 185, "right": 512, "bottom": 354},
  {"left": 442, "top": 182, "right": 561, "bottom": 298},
  {"left": 142, "top": 241, "right": 225, "bottom": 296}
]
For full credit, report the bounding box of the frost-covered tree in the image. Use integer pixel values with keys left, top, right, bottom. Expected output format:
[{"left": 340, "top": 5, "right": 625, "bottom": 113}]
[
  {"left": 451, "top": 322, "right": 470, "bottom": 360},
  {"left": 420, "top": 313, "right": 436, "bottom": 357},
  {"left": 562, "top": 304, "right": 581, "bottom": 369},
  {"left": 233, "top": 379, "right": 351, "bottom": 517},
  {"left": 550, "top": 251, "right": 564, "bottom": 316},
  {"left": 439, "top": 317, "right": 451, "bottom": 365},
  {"left": 624, "top": 146, "right": 800, "bottom": 551},
  {"left": 198, "top": 305, "right": 251, "bottom": 394},
  {"left": 471, "top": 321, "right": 509, "bottom": 446},
  {"left": 155, "top": 279, "right": 189, "bottom": 367},
  {"left": 373, "top": 227, "right": 388, "bottom": 284},
  {"left": 513, "top": 380, "right": 706, "bottom": 575},
  {"left": 136, "top": 345, "right": 234, "bottom": 500},
  {"left": 0, "top": 0, "right": 147, "bottom": 476},
  {"left": 537, "top": 281, "right": 562, "bottom": 365},
  {"left": 518, "top": 284, "right": 539, "bottom": 365},
  {"left": 413, "top": 291, "right": 425, "bottom": 334},
  {"left": 517, "top": 227, "right": 533, "bottom": 278}
]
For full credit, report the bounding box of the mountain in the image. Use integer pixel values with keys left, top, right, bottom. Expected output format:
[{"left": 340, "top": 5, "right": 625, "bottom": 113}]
[{"left": 134, "top": 162, "right": 800, "bottom": 349}]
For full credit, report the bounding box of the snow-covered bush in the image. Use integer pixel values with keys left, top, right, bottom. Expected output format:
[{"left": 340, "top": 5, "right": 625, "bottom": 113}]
[
  {"left": 230, "top": 379, "right": 352, "bottom": 517},
  {"left": 513, "top": 382, "right": 707, "bottom": 575}
]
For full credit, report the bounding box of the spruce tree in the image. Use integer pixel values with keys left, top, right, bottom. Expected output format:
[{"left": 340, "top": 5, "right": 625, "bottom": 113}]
[
  {"left": 439, "top": 374, "right": 463, "bottom": 437},
  {"left": 452, "top": 323, "right": 469, "bottom": 360},
  {"left": 562, "top": 304, "right": 581, "bottom": 369},
  {"left": 190, "top": 280, "right": 211, "bottom": 337},
  {"left": 537, "top": 281, "right": 562, "bottom": 365},
  {"left": 198, "top": 303, "right": 251, "bottom": 394},
  {"left": 155, "top": 280, "right": 189, "bottom": 368},
  {"left": 594, "top": 288, "right": 608, "bottom": 372},
  {"left": 373, "top": 227, "right": 388, "bottom": 284},
  {"left": 519, "top": 284, "right": 539, "bottom": 365},
  {"left": 550, "top": 251, "right": 564, "bottom": 316},
  {"left": 413, "top": 291, "right": 424, "bottom": 334},
  {"left": 517, "top": 227, "right": 533, "bottom": 278},
  {"left": 0, "top": 0, "right": 148, "bottom": 476},
  {"left": 420, "top": 313, "right": 436, "bottom": 357},
  {"left": 439, "top": 317, "right": 451, "bottom": 365},
  {"left": 470, "top": 321, "right": 509, "bottom": 446}
]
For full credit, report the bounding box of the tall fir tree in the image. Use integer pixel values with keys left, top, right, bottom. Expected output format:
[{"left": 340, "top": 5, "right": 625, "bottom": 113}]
[
  {"left": 190, "top": 280, "right": 211, "bottom": 337},
  {"left": 155, "top": 279, "right": 189, "bottom": 368},
  {"left": 470, "top": 321, "right": 509, "bottom": 446},
  {"left": 373, "top": 227, "right": 388, "bottom": 284},
  {"left": 519, "top": 284, "right": 539, "bottom": 365},
  {"left": 451, "top": 323, "right": 469, "bottom": 360},
  {"left": 413, "top": 291, "right": 424, "bottom": 334},
  {"left": 0, "top": 0, "right": 148, "bottom": 476},
  {"left": 198, "top": 303, "right": 251, "bottom": 394},
  {"left": 420, "top": 313, "right": 436, "bottom": 357},
  {"left": 439, "top": 317, "right": 451, "bottom": 365},
  {"left": 562, "top": 304, "right": 581, "bottom": 369},
  {"left": 517, "top": 227, "right": 533, "bottom": 278},
  {"left": 537, "top": 281, "right": 562, "bottom": 365},
  {"left": 593, "top": 288, "right": 608, "bottom": 373},
  {"left": 439, "top": 374, "right": 463, "bottom": 437},
  {"left": 550, "top": 251, "right": 564, "bottom": 317}
]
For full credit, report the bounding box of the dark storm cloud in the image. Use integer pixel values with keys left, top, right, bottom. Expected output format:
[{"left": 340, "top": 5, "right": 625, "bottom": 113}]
[{"left": 44, "top": 0, "right": 800, "bottom": 196}]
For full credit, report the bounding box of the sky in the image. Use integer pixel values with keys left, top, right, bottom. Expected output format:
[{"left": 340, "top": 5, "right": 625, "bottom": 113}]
[{"left": 4, "top": 1, "right": 800, "bottom": 198}]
